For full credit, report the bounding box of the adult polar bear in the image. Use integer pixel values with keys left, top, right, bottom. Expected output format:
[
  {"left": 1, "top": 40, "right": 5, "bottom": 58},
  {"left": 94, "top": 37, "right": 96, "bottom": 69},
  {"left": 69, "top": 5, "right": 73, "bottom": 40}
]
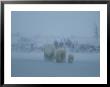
[
  {"left": 43, "top": 44, "right": 55, "bottom": 62},
  {"left": 43, "top": 44, "right": 66, "bottom": 63}
]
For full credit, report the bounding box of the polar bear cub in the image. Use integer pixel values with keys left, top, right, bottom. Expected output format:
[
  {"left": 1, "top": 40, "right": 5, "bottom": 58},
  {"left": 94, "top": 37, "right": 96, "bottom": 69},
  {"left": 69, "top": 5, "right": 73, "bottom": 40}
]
[{"left": 55, "top": 47, "right": 66, "bottom": 63}]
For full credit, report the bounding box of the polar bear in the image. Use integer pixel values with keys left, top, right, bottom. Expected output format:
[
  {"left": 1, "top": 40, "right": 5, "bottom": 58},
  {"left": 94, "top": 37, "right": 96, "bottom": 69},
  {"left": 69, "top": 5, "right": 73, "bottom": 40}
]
[
  {"left": 55, "top": 47, "right": 66, "bottom": 63},
  {"left": 43, "top": 44, "right": 66, "bottom": 63},
  {"left": 43, "top": 44, "right": 55, "bottom": 62},
  {"left": 68, "top": 54, "right": 74, "bottom": 63}
]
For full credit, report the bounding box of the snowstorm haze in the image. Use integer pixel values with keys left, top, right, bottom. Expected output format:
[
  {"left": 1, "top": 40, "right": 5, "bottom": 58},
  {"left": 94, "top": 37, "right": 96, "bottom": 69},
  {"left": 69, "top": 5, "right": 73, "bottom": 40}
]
[
  {"left": 11, "top": 11, "right": 100, "bottom": 39},
  {"left": 11, "top": 11, "right": 100, "bottom": 77}
]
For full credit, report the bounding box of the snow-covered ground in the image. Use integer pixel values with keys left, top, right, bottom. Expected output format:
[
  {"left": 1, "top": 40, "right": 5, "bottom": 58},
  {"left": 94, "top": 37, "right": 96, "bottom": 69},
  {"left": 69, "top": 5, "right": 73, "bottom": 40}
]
[
  {"left": 11, "top": 51, "right": 100, "bottom": 77},
  {"left": 12, "top": 51, "right": 99, "bottom": 61}
]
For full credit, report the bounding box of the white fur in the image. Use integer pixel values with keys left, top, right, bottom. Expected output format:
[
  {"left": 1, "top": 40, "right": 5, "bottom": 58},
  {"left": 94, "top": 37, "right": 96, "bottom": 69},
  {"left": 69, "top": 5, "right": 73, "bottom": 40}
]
[{"left": 43, "top": 44, "right": 66, "bottom": 63}]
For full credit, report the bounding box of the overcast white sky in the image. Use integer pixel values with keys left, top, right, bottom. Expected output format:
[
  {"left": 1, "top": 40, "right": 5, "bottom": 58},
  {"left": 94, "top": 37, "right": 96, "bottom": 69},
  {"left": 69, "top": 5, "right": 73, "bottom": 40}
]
[{"left": 11, "top": 11, "right": 100, "bottom": 43}]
